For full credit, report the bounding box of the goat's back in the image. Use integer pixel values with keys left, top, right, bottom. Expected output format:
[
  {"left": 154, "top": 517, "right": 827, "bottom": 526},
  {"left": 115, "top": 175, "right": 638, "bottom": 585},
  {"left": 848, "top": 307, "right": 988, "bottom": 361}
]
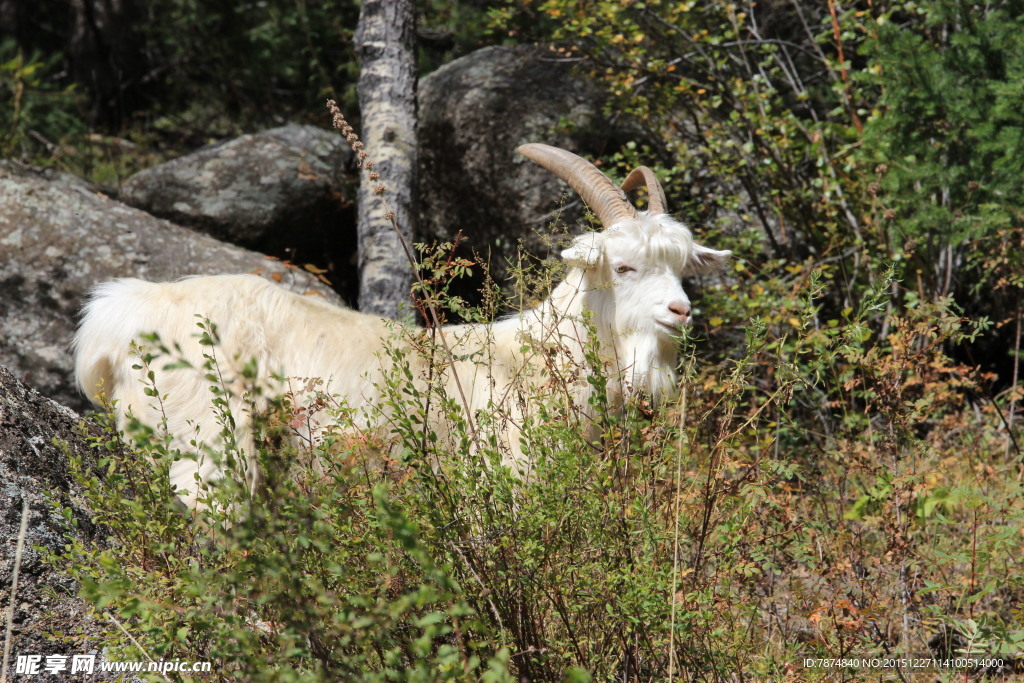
[
  {"left": 72, "top": 273, "right": 595, "bottom": 499},
  {"left": 75, "top": 273, "right": 400, "bottom": 404},
  {"left": 73, "top": 274, "right": 401, "bottom": 500}
]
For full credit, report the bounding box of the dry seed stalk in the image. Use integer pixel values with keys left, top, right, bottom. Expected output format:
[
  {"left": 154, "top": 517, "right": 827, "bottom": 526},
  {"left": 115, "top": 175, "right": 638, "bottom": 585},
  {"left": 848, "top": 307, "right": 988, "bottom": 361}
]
[{"left": 326, "top": 100, "right": 478, "bottom": 442}]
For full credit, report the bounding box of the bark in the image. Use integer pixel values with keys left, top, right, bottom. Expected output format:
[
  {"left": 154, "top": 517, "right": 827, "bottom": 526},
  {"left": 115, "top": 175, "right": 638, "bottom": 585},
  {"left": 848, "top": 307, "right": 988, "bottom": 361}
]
[{"left": 354, "top": 0, "right": 418, "bottom": 320}]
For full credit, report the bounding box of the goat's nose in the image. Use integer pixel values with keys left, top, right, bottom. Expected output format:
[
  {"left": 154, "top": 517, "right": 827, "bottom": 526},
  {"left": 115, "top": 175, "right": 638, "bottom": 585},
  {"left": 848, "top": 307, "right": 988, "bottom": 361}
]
[{"left": 669, "top": 301, "right": 691, "bottom": 322}]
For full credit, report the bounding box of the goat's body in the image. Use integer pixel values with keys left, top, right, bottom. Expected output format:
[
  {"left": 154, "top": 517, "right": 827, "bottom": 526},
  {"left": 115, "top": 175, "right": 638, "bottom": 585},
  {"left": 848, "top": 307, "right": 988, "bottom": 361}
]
[
  {"left": 74, "top": 273, "right": 631, "bottom": 503},
  {"left": 76, "top": 275, "right": 398, "bottom": 501}
]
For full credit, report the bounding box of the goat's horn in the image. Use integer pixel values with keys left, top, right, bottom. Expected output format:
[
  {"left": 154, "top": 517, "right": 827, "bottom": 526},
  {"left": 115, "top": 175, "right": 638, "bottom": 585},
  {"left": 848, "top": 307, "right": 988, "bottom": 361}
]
[
  {"left": 517, "top": 143, "right": 637, "bottom": 228},
  {"left": 620, "top": 166, "right": 667, "bottom": 216}
]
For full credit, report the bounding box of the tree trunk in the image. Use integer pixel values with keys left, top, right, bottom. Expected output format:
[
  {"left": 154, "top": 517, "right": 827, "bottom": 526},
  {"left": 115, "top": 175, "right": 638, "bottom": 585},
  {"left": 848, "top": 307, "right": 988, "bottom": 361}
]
[
  {"left": 69, "top": 0, "right": 144, "bottom": 127},
  {"left": 354, "top": 0, "right": 417, "bottom": 319}
]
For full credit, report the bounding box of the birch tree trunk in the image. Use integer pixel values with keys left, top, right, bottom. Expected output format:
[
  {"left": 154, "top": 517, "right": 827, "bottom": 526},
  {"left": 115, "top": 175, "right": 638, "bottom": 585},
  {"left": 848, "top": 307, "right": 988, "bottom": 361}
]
[{"left": 354, "top": 0, "right": 417, "bottom": 319}]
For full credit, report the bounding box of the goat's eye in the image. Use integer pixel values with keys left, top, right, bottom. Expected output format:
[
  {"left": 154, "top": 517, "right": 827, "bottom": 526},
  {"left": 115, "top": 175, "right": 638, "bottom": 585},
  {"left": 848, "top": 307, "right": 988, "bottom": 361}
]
[{"left": 614, "top": 264, "right": 634, "bottom": 274}]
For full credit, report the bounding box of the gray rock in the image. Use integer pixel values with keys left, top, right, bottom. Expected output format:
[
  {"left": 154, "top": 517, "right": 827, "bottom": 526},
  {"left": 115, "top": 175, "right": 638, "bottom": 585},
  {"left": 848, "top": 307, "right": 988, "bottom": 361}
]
[
  {"left": 118, "top": 125, "right": 357, "bottom": 288},
  {"left": 262, "top": 124, "right": 352, "bottom": 171},
  {"left": 0, "top": 160, "right": 343, "bottom": 412},
  {"left": 0, "top": 366, "right": 117, "bottom": 681},
  {"left": 417, "top": 45, "right": 642, "bottom": 294}
]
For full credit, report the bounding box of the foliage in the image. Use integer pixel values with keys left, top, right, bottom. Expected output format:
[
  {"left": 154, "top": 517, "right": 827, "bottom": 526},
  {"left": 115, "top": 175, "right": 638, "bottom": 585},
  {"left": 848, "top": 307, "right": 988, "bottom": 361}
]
[
  {"left": 54, "top": 231, "right": 1024, "bottom": 679},
  {"left": 0, "top": 0, "right": 519, "bottom": 178},
  {"left": 27, "top": 0, "right": 1024, "bottom": 678},
  {"left": 417, "top": 0, "right": 513, "bottom": 72},
  {"left": 132, "top": 0, "right": 360, "bottom": 132},
  {"left": 1, "top": 0, "right": 362, "bottom": 180},
  {"left": 860, "top": 0, "right": 1024, "bottom": 306},
  {"left": 0, "top": 39, "right": 86, "bottom": 161}
]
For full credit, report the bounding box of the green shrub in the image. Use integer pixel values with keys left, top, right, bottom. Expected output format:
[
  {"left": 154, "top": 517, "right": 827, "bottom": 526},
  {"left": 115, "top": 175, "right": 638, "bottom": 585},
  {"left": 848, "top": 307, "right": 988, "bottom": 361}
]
[
  {"left": 859, "top": 0, "right": 1024, "bottom": 357},
  {"left": 52, "top": 234, "right": 1024, "bottom": 680},
  {"left": 44, "top": 1, "right": 1024, "bottom": 676}
]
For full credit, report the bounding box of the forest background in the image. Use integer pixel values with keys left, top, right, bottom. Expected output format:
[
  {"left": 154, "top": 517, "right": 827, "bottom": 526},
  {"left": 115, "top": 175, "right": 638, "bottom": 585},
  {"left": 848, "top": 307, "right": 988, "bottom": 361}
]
[{"left": 2, "top": 0, "right": 1024, "bottom": 680}]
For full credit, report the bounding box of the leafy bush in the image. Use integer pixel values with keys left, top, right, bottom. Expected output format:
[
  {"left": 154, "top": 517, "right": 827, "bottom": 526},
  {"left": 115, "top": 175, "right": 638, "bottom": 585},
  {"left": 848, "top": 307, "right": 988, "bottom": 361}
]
[
  {"left": 52, "top": 231, "right": 1024, "bottom": 680},
  {"left": 859, "top": 0, "right": 1024, "bottom": 356}
]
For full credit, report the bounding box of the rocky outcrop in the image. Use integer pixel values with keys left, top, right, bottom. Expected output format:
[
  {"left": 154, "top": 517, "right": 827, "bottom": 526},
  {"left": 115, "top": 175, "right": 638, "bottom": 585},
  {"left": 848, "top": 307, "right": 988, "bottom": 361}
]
[
  {"left": 119, "top": 124, "right": 359, "bottom": 297},
  {"left": 0, "top": 160, "right": 343, "bottom": 412},
  {"left": 0, "top": 366, "right": 116, "bottom": 680}
]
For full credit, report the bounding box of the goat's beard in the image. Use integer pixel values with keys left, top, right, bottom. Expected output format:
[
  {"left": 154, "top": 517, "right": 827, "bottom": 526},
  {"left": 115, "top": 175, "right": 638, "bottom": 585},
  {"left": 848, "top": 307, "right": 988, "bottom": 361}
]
[{"left": 613, "top": 331, "right": 679, "bottom": 405}]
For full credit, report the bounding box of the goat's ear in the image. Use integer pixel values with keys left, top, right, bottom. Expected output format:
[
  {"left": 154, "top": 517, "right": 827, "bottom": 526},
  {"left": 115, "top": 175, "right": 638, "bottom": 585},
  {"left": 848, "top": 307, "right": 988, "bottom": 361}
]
[
  {"left": 687, "top": 243, "right": 732, "bottom": 274},
  {"left": 561, "top": 233, "right": 604, "bottom": 269}
]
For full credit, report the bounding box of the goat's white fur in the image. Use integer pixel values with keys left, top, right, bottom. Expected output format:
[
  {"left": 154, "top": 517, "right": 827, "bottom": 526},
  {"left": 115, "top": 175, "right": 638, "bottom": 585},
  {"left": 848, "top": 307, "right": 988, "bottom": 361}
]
[{"left": 74, "top": 212, "right": 728, "bottom": 507}]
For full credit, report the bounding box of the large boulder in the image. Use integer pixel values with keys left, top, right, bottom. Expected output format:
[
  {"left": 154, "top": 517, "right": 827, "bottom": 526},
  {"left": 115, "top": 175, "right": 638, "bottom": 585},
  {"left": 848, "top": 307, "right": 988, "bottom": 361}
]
[
  {"left": 0, "top": 366, "right": 116, "bottom": 680},
  {"left": 0, "top": 160, "right": 343, "bottom": 412},
  {"left": 119, "top": 124, "right": 358, "bottom": 298},
  {"left": 417, "top": 45, "right": 645, "bottom": 296}
]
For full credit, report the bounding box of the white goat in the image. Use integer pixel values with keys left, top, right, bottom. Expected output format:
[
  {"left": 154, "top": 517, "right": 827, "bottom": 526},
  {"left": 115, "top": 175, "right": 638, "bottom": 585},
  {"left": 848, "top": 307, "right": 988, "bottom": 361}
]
[{"left": 74, "top": 144, "right": 730, "bottom": 507}]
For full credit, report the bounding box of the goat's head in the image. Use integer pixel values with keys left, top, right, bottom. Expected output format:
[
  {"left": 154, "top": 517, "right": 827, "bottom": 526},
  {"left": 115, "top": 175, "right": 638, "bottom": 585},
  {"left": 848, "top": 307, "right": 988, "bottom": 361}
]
[{"left": 519, "top": 144, "right": 731, "bottom": 347}]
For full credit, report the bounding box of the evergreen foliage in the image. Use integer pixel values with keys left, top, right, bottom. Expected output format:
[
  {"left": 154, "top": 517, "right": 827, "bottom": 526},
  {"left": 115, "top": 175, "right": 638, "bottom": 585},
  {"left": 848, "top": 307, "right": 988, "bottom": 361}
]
[{"left": 862, "top": 1, "right": 1024, "bottom": 303}]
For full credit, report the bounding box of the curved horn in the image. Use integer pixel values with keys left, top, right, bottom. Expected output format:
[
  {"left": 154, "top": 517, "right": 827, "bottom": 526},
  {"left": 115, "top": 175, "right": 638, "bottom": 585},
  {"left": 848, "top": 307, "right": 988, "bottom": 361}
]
[
  {"left": 517, "top": 143, "right": 637, "bottom": 228},
  {"left": 620, "top": 166, "right": 667, "bottom": 216}
]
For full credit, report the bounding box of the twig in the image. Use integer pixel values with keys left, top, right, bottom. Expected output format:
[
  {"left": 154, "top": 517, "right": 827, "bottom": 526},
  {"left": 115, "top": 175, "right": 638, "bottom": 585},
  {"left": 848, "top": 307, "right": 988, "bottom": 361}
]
[
  {"left": 107, "top": 613, "right": 173, "bottom": 682},
  {"left": 447, "top": 541, "right": 506, "bottom": 641},
  {"left": 1, "top": 500, "right": 30, "bottom": 683},
  {"left": 1009, "top": 307, "right": 1021, "bottom": 457},
  {"left": 668, "top": 358, "right": 692, "bottom": 681},
  {"left": 327, "top": 100, "right": 480, "bottom": 443}
]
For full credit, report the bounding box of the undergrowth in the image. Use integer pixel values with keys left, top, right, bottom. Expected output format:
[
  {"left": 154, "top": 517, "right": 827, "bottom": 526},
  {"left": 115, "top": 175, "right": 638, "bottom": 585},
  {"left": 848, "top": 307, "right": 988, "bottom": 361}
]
[{"left": 49, "top": 230, "right": 1024, "bottom": 681}]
